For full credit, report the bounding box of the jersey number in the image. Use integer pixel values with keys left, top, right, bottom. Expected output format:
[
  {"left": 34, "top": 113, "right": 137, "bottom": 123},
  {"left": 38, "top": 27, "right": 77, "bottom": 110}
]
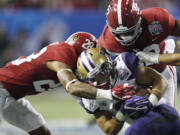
[
  {"left": 11, "top": 47, "right": 47, "bottom": 66},
  {"left": 11, "top": 46, "right": 61, "bottom": 92},
  {"left": 33, "top": 80, "right": 61, "bottom": 92}
]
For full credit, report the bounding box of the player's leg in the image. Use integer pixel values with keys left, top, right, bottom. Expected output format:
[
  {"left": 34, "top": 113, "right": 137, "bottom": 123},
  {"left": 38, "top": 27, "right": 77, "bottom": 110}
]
[
  {"left": 158, "top": 66, "right": 177, "bottom": 107},
  {"left": 3, "top": 97, "right": 51, "bottom": 135}
]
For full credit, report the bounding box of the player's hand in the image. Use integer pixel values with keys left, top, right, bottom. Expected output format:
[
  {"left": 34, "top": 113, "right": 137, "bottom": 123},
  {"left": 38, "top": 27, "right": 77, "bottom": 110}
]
[
  {"left": 120, "top": 96, "right": 153, "bottom": 119},
  {"left": 111, "top": 84, "right": 136, "bottom": 101},
  {"left": 136, "top": 51, "right": 159, "bottom": 64}
]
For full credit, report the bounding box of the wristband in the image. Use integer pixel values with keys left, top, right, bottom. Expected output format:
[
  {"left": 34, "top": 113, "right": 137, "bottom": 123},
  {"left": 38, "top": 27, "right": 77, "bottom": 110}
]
[
  {"left": 96, "top": 89, "right": 113, "bottom": 100},
  {"left": 66, "top": 79, "right": 78, "bottom": 91},
  {"left": 57, "top": 68, "right": 72, "bottom": 76},
  {"left": 115, "top": 110, "right": 125, "bottom": 122},
  {"left": 150, "top": 53, "right": 159, "bottom": 64},
  {"left": 148, "top": 93, "right": 158, "bottom": 106}
]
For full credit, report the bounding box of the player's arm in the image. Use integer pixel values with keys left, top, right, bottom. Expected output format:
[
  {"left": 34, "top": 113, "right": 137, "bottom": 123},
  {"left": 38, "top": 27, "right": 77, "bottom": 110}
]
[
  {"left": 46, "top": 61, "right": 113, "bottom": 99},
  {"left": 158, "top": 53, "right": 180, "bottom": 66},
  {"left": 136, "top": 51, "right": 180, "bottom": 66},
  {"left": 94, "top": 111, "right": 124, "bottom": 135},
  {"left": 171, "top": 20, "right": 180, "bottom": 36},
  {"left": 135, "top": 65, "right": 168, "bottom": 105}
]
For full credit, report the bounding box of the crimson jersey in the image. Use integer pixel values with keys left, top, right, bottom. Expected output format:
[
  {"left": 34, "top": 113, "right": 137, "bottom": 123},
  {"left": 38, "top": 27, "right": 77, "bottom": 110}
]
[
  {"left": 0, "top": 42, "right": 77, "bottom": 99},
  {"left": 98, "top": 8, "right": 175, "bottom": 72},
  {"left": 98, "top": 7, "right": 174, "bottom": 52}
]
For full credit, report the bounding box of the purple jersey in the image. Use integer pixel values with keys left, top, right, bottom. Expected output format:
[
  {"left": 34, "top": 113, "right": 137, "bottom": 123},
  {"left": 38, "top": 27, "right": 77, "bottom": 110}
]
[
  {"left": 114, "top": 52, "right": 139, "bottom": 87},
  {"left": 125, "top": 104, "right": 180, "bottom": 135}
]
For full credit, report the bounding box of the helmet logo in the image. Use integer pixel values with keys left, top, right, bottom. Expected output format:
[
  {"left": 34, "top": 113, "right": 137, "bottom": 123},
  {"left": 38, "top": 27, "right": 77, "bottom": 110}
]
[
  {"left": 82, "top": 39, "right": 95, "bottom": 49},
  {"left": 73, "top": 35, "right": 79, "bottom": 40},
  {"left": 148, "top": 21, "right": 163, "bottom": 36}
]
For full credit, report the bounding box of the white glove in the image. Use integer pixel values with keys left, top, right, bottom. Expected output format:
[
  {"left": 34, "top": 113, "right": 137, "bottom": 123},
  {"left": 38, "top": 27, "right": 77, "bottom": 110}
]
[{"left": 136, "top": 51, "right": 159, "bottom": 64}]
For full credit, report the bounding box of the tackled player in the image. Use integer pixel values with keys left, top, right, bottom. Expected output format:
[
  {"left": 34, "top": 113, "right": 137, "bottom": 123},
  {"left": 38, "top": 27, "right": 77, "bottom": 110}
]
[{"left": 76, "top": 48, "right": 169, "bottom": 135}]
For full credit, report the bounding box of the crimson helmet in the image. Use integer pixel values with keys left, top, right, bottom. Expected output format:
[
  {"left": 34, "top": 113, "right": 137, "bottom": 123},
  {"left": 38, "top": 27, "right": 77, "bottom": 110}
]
[
  {"left": 65, "top": 32, "right": 97, "bottom": 54},
  {"left": 106, "top": 0, "right": 142, "bottom": 45}
]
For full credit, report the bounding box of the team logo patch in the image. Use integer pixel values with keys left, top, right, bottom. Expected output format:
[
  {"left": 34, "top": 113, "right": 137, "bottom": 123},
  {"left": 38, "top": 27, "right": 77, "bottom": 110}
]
[
  {"left": 118, "top": 68, "right": 130, "bottom": 80},
  {"left": 148, "top": 21, "right": 163, "bottom": 36},
  {"left": 73, "top": 35, "right": 79, "bottom": 40}
]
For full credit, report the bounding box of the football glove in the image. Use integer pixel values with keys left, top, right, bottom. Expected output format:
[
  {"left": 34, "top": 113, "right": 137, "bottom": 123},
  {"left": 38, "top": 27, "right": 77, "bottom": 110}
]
[
  {"left": 120, "top": 95, "right": 153, "bottom": 119},
  {"left": 111, "top": 84, "right": 136, "bottom": 101}
]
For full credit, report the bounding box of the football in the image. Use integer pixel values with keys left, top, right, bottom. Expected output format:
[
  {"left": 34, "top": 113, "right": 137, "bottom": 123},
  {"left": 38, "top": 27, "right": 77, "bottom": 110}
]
[{"left": 135, "top": 87, "right": 151, "bottom": 97}]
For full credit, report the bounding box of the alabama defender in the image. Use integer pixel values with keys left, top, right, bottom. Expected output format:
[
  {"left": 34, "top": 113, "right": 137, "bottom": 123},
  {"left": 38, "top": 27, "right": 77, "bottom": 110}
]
[
  {"left": 97, "top": 0, "right": 179, "bottom": 107},
  {"left": 0, "top": 32, "right": 125, "bottom": 135}
]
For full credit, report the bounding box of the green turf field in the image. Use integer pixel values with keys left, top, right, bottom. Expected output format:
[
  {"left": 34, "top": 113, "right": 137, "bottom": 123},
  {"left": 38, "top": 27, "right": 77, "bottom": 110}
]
[
  {"left": 26, "top": 89, "right": 92, "bottom": 120},
  {"left": 1, "top": 89, "right": 180, "bottom": 135},
  {"left": 26, "top": 88, "right": 180, "bottom": 120}
]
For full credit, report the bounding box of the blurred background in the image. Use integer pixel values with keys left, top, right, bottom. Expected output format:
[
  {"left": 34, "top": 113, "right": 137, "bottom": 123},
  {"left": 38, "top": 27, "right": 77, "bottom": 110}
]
[{"left": 0, "top": 0, "right": 180, "bottom": 135}]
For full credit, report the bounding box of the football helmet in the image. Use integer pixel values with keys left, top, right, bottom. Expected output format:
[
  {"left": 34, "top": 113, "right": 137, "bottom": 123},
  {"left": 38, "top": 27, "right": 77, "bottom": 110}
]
[
  {"left": 76, "top": 48, "right": 117, "bottom": 88},
  {"left": 106, "top": 0, "right": 142, "bottom": 45},
  {"left": 65, "top": 32, "right": 97, "bottom": 54}
]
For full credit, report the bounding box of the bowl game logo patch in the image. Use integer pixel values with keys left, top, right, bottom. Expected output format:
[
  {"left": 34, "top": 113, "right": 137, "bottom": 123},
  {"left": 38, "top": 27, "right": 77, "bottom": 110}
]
[{"left": 148, "top": 21, "right": 163, "bottom": 36}]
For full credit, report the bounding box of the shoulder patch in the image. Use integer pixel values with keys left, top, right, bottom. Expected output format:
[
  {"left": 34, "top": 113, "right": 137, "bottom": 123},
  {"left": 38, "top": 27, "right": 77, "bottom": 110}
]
[{"left": 148, "top": 21, "right": 164, "bottom": 36}]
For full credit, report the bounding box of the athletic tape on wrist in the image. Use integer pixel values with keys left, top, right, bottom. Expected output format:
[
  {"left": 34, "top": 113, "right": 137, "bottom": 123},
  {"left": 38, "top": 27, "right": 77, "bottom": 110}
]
[
  {"left": 152, "top": 53, "right": 160, "bottom": 64},
  {"left": 57, "top": 68, "right": 72, "bottom": 76},
  {"left": 66, "top": 79, "right": 78, "bottom": 91},
  {"left": 96, "top": 89, "right": 113, "bottom": 100},
  {"left": 115, "top": 110, "right": 125, "bottom": 122},
  {"left": 148, "top": 93, "right": 158, "bottom": 106}
]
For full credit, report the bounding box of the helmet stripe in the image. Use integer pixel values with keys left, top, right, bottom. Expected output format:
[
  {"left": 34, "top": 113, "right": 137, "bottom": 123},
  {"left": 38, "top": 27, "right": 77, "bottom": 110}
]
[
  {"left": 117, "top": 0, "right": 122, "bottom": 25},
  {"left": 80, "top": 50, "right": 95, "bottom": 72},
  {"left": 84, "top": 50, "right": 95, "bottom": 69}
]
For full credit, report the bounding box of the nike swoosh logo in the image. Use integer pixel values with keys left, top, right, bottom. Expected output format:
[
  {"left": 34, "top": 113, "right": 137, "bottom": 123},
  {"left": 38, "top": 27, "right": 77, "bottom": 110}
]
[{"left": 124, "top": 104, "right": 148, "bottom": 110}]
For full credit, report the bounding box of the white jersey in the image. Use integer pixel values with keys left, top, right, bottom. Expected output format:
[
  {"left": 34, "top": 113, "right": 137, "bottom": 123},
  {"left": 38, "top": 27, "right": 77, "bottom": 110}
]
[
  {"left": 80, "top": 51, "right": 176, "bottom": 114},
  {"left": 80, "top": 52, "right": 139, "bottom": 114}
]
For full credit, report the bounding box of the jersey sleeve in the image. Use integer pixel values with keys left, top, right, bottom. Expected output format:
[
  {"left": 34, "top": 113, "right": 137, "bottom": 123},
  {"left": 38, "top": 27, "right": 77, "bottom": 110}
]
[
  {"left": 80, "top": 98, "right": 100, "bottom": 114},
  {"left": 80, "top": 98, "right": 115, "bottom": 114},
  {"left": 142, "top": 7, "right": 175, "bottom": 42},
  {"left": 120, "top": 52, "right": 139, "bottom": 73},
  {"left": 154, "top": 8, "right": 175, "bottom": 34},
  {"left": 45, "top": 43, "right": 78, "bottom": 69}
]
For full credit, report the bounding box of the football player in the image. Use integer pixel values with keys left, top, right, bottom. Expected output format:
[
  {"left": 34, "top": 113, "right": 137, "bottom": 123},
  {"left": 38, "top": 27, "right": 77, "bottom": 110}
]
[
  {"left": 97, "top": 0, "right": 179, "bottom": 107},
  {"left": 76, "top": 48, "right": 168, "bottom": 135},
  {"left": 0, "top": 32, "right": 126, "bottom": 135}
]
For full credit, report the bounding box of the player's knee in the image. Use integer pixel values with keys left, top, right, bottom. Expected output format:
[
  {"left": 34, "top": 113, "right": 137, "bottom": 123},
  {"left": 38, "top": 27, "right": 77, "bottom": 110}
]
[{"left": 28, "top": 125, "right": 51, "bottom": 135}]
